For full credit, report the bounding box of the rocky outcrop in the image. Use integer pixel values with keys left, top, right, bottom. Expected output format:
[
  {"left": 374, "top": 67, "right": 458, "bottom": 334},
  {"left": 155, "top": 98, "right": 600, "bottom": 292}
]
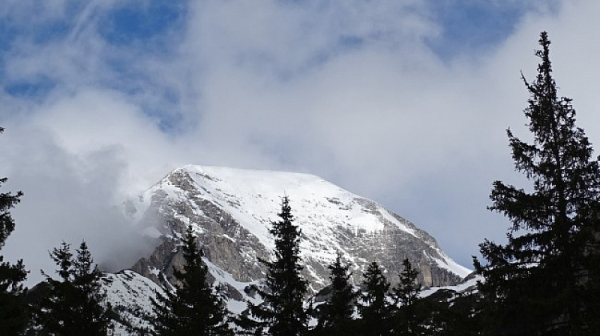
[{"left": 126, "top": 165, "right": 470, "bottom": 295}]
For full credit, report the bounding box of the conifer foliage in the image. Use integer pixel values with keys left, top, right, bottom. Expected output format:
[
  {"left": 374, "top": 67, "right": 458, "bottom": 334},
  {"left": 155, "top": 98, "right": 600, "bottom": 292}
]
[
  {"left": 151, "top": 224, "right": 232, "bottom": 336},
  {"left": 313, "top": 253, "right": 357, "bottom": 336},
  {"left": 475, "top": 32, "right": 600, "bottom": 335},
  {"left": 392, "top": 258, "right": 423, "bottom": 335},
  {"left": 240, "top": 196, "right": 309, "bottom": 336},
  {"left": 358, "top": 261, "right": 393, "bottom": 336},
  {"left": 0, "top": 127, "right": 28, "bottom": 336},
  {"left": 394, "top": 259, "right": 421, "bottom": 309},
  {"left": 36, "top": 241, "right": 112, "bottom": 336}
]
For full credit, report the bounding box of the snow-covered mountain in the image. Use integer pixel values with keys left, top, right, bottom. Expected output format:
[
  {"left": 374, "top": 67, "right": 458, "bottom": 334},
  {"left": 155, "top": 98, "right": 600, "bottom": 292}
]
[
  {"left": 102, "top": 270, "right": 164, "bottom": 335},
  {"left": 124, "top": 165, "right": 470, "bottom": 296},
  {"left": 91, "top": 164, "right": 475, "bottom": 335}
]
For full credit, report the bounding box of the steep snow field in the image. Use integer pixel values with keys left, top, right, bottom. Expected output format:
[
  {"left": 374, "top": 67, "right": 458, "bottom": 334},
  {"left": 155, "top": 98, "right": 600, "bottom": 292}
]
[{"left": 131, "top": 165, "right": 471, "bottom": 279}]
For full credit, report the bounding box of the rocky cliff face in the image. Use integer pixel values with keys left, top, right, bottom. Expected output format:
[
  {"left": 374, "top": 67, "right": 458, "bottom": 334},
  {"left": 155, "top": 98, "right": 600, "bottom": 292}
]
[{"left": 125, "top": 165, "right": 470, "bottom": 296}]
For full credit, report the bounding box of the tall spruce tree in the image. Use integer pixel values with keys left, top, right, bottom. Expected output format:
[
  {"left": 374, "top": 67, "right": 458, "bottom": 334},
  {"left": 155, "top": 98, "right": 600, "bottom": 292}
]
[
  {"left": 151, "top": 224, "right": 232, "bottom": 336},
  {"left": 72, "top": 241, "right": 112, "bottom": 334},
  {"left": 0, "top": 127, "right": 28, "bottom": 336},
  {"left": 391, "top": 258, "right": 423, "bottom": 336},
  {"left": 36, "top": 241, "right": 111, "bottom": 336},
  {"left": 393, "top": 259, "right": 421, "bottom": 309},
  {"left": 474, "top": 32, "right": 600, "bottom": 335},
  {"left": 239, "top": 196, "right": 309, "bottom": 336},
  {"left": 313, "top": 253, "right": 357, "bottom": 336},
  {"left": 357, "top": 261, "right": 393, "bottom": 336}
]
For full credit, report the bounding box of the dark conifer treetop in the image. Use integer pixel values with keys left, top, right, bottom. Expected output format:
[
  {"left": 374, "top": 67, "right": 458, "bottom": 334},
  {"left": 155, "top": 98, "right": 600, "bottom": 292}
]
[
  {"left": 0, "top": 127, "right": 23, "bottom": 249},
  {"left": 0, "top": 126, "right": 28, "bottom": 336},
  {"left": 313, "top": 253, "right": 357, "bottom": 336},
  {"left": 36, "top": 241, "right": 112, "bottom": 336},
  {"left": 475, "top": 31, "right": 600, "bottom": 335},
  {"left": 151, "top": 224, "right": 232, "bottom": 336},
  {"left": 240, "top": 196, "right": 309, "bottom": 336},
  {"left": 391, "top": 258, "right": 424, "bottom": 336},
  {"left": 0, "top": 186, "right": 22, "bottom": 249},
  {"left": 358, "top": 261, "right": 393, "bottom": 336},
  {"left": 326, "top": 253, "right": 356, "bottom": 324},
  {"left": 394, "top": 258, "right": 421, "bottom": 308}
]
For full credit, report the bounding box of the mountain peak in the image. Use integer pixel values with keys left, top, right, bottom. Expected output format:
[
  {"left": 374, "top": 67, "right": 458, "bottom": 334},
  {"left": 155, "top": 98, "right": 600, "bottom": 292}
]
[{"left": 126, "top": 164, "right": 470, "bottom": 296}]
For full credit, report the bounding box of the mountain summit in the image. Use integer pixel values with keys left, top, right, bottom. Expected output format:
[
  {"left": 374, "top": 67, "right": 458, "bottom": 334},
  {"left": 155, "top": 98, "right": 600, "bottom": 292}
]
[{"left": 124, "top": 165, "right": 469, "bottom": 295}]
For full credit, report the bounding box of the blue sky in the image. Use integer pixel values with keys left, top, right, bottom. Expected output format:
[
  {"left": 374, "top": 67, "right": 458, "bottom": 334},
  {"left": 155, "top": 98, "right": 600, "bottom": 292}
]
[
  {"left": 1, "top": 0, "right": 599, "bottom": 284},
  {"left": 430, "top": 1, "right": 526, "bottom": 56},
  {"left": 0, "top": 1, "right": 533, "bottom": 101}
]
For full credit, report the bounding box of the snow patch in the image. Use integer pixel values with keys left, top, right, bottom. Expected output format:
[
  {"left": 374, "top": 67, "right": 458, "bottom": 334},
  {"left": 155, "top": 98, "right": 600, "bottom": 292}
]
[
  {"left": 428, "top": 251, "right": 472, "bottom": 279},
  {"left": 142, "top": 226, "right": 162, "bottom": 239}
]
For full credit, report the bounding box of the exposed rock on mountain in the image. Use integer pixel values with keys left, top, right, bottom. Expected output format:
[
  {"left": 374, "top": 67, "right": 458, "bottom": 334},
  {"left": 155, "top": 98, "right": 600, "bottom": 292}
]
[{"left": 125, "top": 165, "right": 470, "bottom": 295}]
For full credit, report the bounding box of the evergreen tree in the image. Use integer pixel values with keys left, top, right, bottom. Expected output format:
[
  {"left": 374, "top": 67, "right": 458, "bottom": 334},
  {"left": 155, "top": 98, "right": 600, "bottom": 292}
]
[
  {"left": 440, "top": 291, "right": 483, "bottom": 336},
  {"left": 357, "top": 261, "right": 393, "bottom": 336},
  {"left": 391, "top": 258, "right": 423, "bottom": 336},
  {"left": 313, "top": 253, "right": 357, "bottom": 336},
  {"left": 73, "top": 241, "right": 112, "bottom": 334},
  {"left": 36, "top": 241, "right": 112, "bottom": 336},
  {"left": 0, "top": 126, "right": 28, "bottom": 336},
  {"left": 239, "top": 196, "right": 309, "bottom": 336},
  {"left": 416, "top": 289, "right": 482, "bottom": 336},
  {"left": 394, "top": 259, "right": 421, "bottom": 309},
  {"left": 151, "top": 224, "right": 232, "bottom": 336},
  {"left": 474, "top": 31, "right": 600, "bottom": 335}
]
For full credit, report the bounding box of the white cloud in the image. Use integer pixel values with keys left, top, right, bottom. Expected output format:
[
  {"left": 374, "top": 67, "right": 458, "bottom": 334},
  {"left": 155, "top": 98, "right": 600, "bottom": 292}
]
[{"left": 0, "top": 120, "right": 156, "bottom": 284}]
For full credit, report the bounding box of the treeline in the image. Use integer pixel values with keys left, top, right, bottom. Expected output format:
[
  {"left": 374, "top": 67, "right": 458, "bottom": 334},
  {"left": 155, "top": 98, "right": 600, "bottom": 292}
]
[
  {"left": 2, "top": 31, "right": 600, "bottom": 335},
  {"left": 233, "top": 196, "right": 466, "bottom": 336},
  {"left": 233, "top": 196, "right": 479, "bottom": 336},
  {"left": 148, "top": 196, "right": 479, "bottom": 336}
]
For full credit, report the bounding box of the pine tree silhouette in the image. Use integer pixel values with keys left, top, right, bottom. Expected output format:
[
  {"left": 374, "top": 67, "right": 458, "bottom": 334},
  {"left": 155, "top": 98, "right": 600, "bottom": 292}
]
[
  {"left": 36, "top": 241, "right": 111, "bottom": 336},
  {"left": 313, "top": 253, "right": 357, "bottom": 336},
  {"left": 0, "top": 128, "right": 27, "bottom": 336},
  {"left": 475, "top": 31, "right": 600, "bottom": 335},
  {"left": 151, "top": 225, "right": 232, "bottom": 336},
  {"left": 238, "top": 196, "right": 308, "bottom": 336},
  {"left": 358, "top": 261, "right": 392, "bottom": 336}
]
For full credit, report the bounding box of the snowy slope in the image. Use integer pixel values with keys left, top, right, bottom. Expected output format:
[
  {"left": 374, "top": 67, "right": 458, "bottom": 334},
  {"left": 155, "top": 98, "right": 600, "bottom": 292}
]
[
  {"left": 126, "top": 165, "right": 470, "bottom": 293},
  {"left": 102, "top": 270, "right": 165, "bottom": 335}
]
